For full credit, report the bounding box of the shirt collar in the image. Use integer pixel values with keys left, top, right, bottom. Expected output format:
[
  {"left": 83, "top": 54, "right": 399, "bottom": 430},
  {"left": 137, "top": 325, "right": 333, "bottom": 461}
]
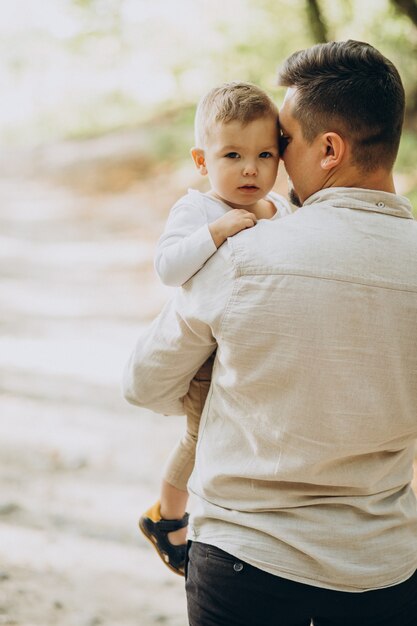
[{"left": 303, "top": 187, "right": 414, "bottom": 220}]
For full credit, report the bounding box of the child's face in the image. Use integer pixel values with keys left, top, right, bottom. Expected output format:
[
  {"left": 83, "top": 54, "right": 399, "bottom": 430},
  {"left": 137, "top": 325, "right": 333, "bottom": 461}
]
[{"left": 196, "top": 116, "right": 279, "bottom": 210}]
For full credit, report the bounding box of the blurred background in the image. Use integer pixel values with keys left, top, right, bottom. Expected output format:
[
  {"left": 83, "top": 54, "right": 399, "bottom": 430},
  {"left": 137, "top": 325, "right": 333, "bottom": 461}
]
[{"left": 0, "top": 1, "right": 416, "bottom": 625}]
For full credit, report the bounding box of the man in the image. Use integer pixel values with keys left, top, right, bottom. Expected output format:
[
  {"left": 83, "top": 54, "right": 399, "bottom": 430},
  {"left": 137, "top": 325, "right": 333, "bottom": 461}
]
[{"left": 124, "top": 41, "right": 417, "bottom": 625}]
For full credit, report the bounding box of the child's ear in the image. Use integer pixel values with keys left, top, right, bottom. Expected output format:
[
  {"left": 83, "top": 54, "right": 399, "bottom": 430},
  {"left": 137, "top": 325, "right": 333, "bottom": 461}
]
[{"left": 190, "top": 148, "right": 208, "bottom": 175}]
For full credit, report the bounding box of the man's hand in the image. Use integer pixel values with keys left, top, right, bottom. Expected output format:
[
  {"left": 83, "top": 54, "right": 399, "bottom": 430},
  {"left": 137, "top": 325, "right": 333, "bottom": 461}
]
[{"left": 209, "top": 210, "right": 257, "bottom": 248}]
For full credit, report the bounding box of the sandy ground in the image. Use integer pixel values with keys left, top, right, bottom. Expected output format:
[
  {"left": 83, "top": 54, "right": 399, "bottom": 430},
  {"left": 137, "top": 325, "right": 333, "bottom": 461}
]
[{"left": 0, "top": 161, "right": 199, "bottom": 626}]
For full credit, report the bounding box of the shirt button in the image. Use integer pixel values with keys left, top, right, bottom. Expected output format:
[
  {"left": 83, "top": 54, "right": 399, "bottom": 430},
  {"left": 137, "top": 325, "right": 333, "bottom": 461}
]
[
  {"left": 233, "top": 562, "right": 244, "bottom": 572},
  {"left": 376, "top": 201, "right": 385, "bottom": 208}
]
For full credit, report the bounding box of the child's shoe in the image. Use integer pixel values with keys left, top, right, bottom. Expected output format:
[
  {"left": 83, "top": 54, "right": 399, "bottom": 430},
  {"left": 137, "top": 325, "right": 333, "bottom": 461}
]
[{"left": 138, "top": 501, "right": 189, "bottom": 576}]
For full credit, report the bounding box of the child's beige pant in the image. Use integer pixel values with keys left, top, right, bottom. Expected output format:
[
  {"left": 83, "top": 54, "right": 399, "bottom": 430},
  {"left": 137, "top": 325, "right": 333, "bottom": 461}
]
[{"left": 162, "top": 354, "right": 214, "bottom": 491}]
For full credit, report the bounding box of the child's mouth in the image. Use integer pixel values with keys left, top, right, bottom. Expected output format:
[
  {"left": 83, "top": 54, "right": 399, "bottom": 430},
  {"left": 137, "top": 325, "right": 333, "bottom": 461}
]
[{"left": 239, "top": 185, "right": 259, "bottom": 192}]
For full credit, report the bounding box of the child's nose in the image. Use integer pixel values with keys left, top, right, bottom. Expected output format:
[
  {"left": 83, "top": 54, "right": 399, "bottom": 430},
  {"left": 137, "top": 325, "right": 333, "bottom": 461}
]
[{"left": 243, "top": 162, "right": 257, "bottom": 176}]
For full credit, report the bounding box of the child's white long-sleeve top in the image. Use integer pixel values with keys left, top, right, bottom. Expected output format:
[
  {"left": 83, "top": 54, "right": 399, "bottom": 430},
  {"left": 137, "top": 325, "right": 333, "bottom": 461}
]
[{"left": 155, "top": 189, "right": 292, "bottom": 286}]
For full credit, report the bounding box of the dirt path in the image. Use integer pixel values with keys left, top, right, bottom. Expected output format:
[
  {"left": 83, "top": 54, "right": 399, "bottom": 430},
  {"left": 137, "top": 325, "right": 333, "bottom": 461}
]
[{"left": 0, "top": 169, "right": 192, "bottom": 625}]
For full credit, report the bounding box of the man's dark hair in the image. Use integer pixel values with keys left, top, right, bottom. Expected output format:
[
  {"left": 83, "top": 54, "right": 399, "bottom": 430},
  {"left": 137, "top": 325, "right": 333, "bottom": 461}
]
[{"left": 277, "top": 40, "right": 405, "bottom": 172}]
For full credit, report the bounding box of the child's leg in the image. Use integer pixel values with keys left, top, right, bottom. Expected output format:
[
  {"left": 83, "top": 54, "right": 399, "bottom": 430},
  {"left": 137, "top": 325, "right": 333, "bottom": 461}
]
[
  {"left": 139, "top": 354, "right": 214, "bottom": 575},
  {"left": 160, "top": 354, "right": 214, "bottom": 536},
  {"left": 159, "top": 480, "right": 189, "bottom": 546},
  {"left": 160, "top": 480, "right": 189, "bottom": 520}
]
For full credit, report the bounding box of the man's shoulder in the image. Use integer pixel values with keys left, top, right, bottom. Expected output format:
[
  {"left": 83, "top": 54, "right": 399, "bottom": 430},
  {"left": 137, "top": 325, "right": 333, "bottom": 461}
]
[
  {"left": 227, "top": 212, "right": 296, "bottom": 268},
  {"left": 179, "top": 240, "right": 236, "bottom": 322}
]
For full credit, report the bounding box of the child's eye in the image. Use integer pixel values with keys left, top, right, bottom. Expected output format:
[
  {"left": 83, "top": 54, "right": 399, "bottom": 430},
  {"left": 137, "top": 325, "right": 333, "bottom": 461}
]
[
  {"left": 225, "top": 152, "right": 240, "bottom": 159},
  {"left": 279, "top": 135, "right": 290, "bottom": 156},
  {"left": 259, "top": 151, "right": 273, "bottom": 158}
]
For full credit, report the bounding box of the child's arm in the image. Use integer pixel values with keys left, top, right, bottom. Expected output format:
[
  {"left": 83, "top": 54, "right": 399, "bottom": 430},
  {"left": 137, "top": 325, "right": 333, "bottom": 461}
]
[{"left": 155, "top": 203, "right": 256, "bottom": 287}]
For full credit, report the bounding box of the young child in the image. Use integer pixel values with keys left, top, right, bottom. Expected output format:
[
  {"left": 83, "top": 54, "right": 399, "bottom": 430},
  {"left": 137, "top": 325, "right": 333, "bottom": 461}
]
[{"left": 139, "top": 81, "right": 291, "bottom": 575}]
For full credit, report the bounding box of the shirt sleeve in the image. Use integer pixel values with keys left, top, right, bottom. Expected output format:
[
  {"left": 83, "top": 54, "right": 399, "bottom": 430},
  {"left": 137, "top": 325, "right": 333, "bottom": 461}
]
[
  {"left": 123, "top": 243, "right": 235, "bottom": 415},
  {"left": 155, "top": 200, "right": 218, "bottom": 287}
]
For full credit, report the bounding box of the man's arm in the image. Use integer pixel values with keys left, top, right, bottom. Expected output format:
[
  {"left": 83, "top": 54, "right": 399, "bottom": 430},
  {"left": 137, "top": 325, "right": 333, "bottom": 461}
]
[{"left": 123, "top": 244, "right": 235, "bottom": 415}]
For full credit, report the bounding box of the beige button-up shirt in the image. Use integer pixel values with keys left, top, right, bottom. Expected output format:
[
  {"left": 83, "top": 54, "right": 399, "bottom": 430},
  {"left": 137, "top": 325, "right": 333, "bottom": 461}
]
[{"left": 124, "top": 187, "right": 417, "bottom": 591}]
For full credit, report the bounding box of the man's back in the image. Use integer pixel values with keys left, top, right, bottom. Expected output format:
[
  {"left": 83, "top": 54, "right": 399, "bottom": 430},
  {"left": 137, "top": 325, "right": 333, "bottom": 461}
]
[{"left": 187, "top": 187, "right": 417, "bottom": 591}]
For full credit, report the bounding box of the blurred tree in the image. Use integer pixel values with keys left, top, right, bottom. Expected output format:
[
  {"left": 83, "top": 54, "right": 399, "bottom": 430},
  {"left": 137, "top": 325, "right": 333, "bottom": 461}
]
[
  {"left": 306, "top": 0, "right": 330, "bottom": 42},
  {"left": 390, "top": 0, "right": 417, "bottom": 27},
  {"left": 389, "top": 0, "right": 417, "bottom": 118}
]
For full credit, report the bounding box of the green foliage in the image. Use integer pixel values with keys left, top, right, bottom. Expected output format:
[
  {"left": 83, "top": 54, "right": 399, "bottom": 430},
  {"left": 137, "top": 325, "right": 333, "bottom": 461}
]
[
  {"left": 208, "top": 0, "right": 312, "bottom": 88},
  {"left": 397, "top": 129, "right": 417, "bottom": 212},
  {"left": 397, "top": 129, "right": 417, "bottom": 173},
  {"left": 406, "top": 189, "right": 417, "bottom": 216},
  {"left": 146, "top": 105, "right": 196, "bottom": 165},
  {"left": 2, "top": 0, "right": 417, "bottom": 183},
  {"left": 65, "top": 91, "right": 144, "bottom": 140}
]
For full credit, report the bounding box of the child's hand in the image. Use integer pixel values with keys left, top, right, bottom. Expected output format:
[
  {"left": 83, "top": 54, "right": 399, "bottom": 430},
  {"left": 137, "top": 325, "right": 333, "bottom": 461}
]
[{"left": 209, "top": 210, "right": 257, "bottom": 248}]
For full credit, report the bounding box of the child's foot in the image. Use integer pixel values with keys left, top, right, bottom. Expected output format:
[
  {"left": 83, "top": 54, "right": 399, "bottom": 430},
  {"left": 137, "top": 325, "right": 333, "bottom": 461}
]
[{"left": 138, "top": 501, "right": 189, "bottom": 576}]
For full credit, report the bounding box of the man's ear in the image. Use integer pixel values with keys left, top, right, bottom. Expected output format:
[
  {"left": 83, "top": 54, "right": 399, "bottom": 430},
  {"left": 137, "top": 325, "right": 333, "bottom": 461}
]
[
  {"left": 320, "top": 133, "right": 346, "bottom": 170},
  {"left": 190, "top": 148, "right": 208, "bottom": 175}
]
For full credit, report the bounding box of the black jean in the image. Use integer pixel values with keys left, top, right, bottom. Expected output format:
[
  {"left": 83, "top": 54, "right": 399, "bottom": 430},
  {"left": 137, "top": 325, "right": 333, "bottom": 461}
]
[{"left": 185, "top": 541, "right": 417, "bottom": 626}]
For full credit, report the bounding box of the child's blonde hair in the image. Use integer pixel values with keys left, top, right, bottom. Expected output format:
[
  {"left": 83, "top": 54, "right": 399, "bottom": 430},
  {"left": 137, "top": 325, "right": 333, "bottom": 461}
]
[{"left": 194, "top": 81, "right": 278, "bottom": 148}]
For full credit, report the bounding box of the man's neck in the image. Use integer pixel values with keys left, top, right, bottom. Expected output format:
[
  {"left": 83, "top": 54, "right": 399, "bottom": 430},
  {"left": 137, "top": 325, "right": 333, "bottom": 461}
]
[{"left": 326, "top": 165, "right": 396, "bottom": 194}]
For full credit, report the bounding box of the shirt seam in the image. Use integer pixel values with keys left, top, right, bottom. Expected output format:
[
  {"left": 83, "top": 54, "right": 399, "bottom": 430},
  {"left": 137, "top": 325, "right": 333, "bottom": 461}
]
[
  {"left": 315, "top": 203, "right": 413, "bottom": 219},
  {"left": 229, "top": 269, "right": 417, "bottom": 294},
  {"left": 217, "top": 259, "right": 241, "bottom": 338}
]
